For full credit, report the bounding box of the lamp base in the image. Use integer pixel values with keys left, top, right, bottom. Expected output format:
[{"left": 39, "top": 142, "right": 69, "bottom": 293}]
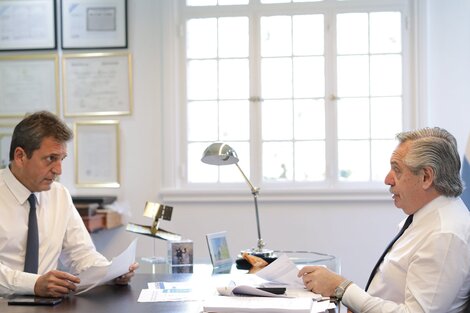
[{"left": 235, "top": 248, "right": 277, "bottom": 270}]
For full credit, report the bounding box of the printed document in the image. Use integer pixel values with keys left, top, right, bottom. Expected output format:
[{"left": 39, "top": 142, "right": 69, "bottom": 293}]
[{"left": 75, "top": 238, "right": 138, "bottom": 295}]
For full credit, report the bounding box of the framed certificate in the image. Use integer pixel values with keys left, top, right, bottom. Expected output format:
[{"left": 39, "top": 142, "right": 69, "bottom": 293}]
[
  {"left": 0, "top": 124, "right": 14, "bottom": 169},
  {"left": 0, "top": 54, "right": 59, "bottom": 117},
  {"left": 61, "top": 0, "right": 127, "bottom": 49},
  {"left": 74, "top": 120, "right": 120, "bottom": 188},
  {"left": 62, "top": 52, "right": 133, "bottom": 116},
  {"left": 0, "top": 0, "right": 56, "bottom": 51}
]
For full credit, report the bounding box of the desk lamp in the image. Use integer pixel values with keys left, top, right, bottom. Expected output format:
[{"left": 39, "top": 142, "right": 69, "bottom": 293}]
[{"left": 201, "top": 142, "right": 274, "bottom": 259}]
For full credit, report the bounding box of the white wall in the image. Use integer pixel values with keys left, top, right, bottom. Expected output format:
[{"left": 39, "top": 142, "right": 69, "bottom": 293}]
[{"left": 56, "top": 0, "right": 470, "bottom": 289}]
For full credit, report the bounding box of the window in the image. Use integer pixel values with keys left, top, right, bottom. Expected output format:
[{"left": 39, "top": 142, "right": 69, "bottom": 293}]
[{"left": 171, "top": 0, "right": 413, "bottom": 194}]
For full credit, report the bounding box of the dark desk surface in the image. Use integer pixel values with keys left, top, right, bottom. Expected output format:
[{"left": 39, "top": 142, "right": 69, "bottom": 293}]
[{"left": 0, "top": 273, "right": 203, "bottom": 313}]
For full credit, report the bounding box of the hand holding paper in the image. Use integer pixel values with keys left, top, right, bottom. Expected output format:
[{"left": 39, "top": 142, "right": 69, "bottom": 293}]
[{"left": 75, "top": 238, "right": 138, "bottom": 295}]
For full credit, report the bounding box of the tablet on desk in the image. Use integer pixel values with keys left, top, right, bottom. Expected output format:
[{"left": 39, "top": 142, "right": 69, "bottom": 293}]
[{"left": 8, "top": 296, "right": 63, "bottom": 306}]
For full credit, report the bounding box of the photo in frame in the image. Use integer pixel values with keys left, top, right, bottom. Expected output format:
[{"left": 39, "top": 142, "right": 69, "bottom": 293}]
[
  {"left": 168, "top": 240, "right": 194, "bottom": 274},
  {"left": 0, "top": 54, "right": 59, "bottom": 117},
  {"left": 62, "top": 52, "right": 133, "bottom": 117},
  {"left": 74, "top": 120, "right": 120, "bottom": 188},
  {"left": 206, "top": 231, "right": 232, "bottom": 271},
  {"left": 0, "top": 0, "right": 56, "bottom": 51},
  {"left": 61, "top": 0, "right": 127, "bottom": 49}
]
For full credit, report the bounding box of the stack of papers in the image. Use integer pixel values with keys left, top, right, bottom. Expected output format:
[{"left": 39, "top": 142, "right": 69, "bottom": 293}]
[{"left": 202, "top": 296, "right": 313, "bottom": 313}]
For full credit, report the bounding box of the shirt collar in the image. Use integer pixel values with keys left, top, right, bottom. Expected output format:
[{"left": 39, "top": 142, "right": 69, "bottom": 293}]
[
  {"left": 2, "top": 166, "right": 38, "bottom": 206},
  {"left": 413, "top": 195, "right": 454, "bottom": 222}
]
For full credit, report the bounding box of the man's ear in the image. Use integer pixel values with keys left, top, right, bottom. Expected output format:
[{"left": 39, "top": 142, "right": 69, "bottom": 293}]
[
  {"left": 13, "top": 147, "right": 27, "bottom": 165},
  {"left": 422, "top": 166, "right": 434, "bottom": 190}
]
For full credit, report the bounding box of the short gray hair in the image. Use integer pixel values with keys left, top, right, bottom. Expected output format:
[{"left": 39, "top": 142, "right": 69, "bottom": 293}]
[{"left": 396, "top": 127, "right": 463, "bottom": 197}]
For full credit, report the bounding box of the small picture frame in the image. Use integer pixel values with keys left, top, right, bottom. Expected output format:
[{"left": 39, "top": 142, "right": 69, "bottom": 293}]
[
  {"left": 168, "top": 240, "right": 193, "bottom": 273},
  {"left": 206, "top": 231, "right": 232, "bottom": 271}
]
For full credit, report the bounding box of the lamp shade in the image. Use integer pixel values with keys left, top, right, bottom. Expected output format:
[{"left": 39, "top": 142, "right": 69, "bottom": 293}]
[{"left": 201, "top": 142, "right": 239, "bottom": 166}]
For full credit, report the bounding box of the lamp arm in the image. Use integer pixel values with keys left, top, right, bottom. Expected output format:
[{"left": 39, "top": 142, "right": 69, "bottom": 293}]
[
  {"left": 235, "top": 163, "right": 259, "bottom": 195},
  {"left": 235, "top": 163, "right": 264, "bottom": 251}
]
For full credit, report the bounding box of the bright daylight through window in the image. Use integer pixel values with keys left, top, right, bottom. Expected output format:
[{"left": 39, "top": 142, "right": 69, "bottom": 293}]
[{"left": 182, "top": 0, "right": 411, "bottom": 190}]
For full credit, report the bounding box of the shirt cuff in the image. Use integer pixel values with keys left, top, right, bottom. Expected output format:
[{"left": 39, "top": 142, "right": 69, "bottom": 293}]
[
  {"left": 341, "top": 283, "right": 370, "bottom": 313},
  {"left": 14, "top": 272, "right": 39, "bottom": 295}
]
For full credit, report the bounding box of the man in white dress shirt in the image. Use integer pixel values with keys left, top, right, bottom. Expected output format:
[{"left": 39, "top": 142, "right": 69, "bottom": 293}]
[
  {"left": 0, "top": 111, "right": 138, "bottom": 298},
  {"left": 298, "top": 127, "right": 470, "bottom": 313}
]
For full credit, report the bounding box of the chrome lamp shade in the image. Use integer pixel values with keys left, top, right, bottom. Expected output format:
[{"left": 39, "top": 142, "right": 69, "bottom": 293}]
[{"left": 201, "top": 142, "right": 273, "bottom": 258}]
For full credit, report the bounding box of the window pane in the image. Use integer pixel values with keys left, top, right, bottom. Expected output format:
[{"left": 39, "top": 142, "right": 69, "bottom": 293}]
[
  {"left": 219, "top": 101, "right": 250, "bottom": 140},
  {"left": 371, "top": 97, "right": 402, "bottom": 139},
  {"left": 187, "top": 19, "right": 217, "bottom": 59},
  {"left": 261, "top": 58, "right": 292, "bottom": 98},
  {"left": 338, "top": 140, "right": 370, "bottom": 181},
  {"left": 295, "top": 141, "right": 325, "bottom": 181},
  {"left": 188, "top": 142, "right": 218, "bottom": 182},
  {"left": 337, "top": 98, "right": 370, "bottom": 139},
  {"left": 293, "top": 56, "right": 324, "bottom": 98},
  {"left": 218, "top": 0, "right": 248, "bottom": 4},
  {"left": 261, "top": 16, "right": 292, "bottom": 57},
  {"left": 187, "top": 60, "right": 218, "bottom": 100},
  {"left": 187, "top": 0, "right": 248, "bottom": 5},
  {"left": 337, "top": 55, "right": 369, "bottom": 97},
  {"left": 370, "top": 12, "right": 401, "bottom": 54},
  {"left": 219, "top": 17, "right": 249, "bottom": 58},
  {"left": 293, "top": 15, "right": 324, "bottom": 55},
  {"left": 263, "top": 142, "right": 293, "bottom": 181},
  {"left": 219, "top": 59, "right": 249, "bottom": 99},
  {"left": 337, "top": 13, "right": 368, "bottom": 55},
  {"left": 370, "top": 54, "right": 402, "bottom": 96},
  {"left": 188, "top": 101, "right": 218, "bottom": 141},
  {"left": 294, "top": 99, "right": 325, "bottom": 140},
  {"left": 371, "top": 139, "right": 396, "bottom": 182},
  {"left": 262, "top": 100, "right": 293, "bottom": 140}
]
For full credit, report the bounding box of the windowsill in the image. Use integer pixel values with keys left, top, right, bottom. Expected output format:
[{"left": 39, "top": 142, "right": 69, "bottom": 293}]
[{"left": 159, "top": 185, "right": 392, "bottom": 204}]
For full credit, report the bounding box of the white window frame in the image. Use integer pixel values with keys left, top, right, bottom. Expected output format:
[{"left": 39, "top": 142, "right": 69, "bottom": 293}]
[{"left": 159, "top": 0, "right": 423, "bottom": 204}]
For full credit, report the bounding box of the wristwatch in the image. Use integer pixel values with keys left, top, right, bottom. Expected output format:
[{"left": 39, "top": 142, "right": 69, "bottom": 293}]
[{"left": 333, "top": 279, "right": 353, "bottom": 301}]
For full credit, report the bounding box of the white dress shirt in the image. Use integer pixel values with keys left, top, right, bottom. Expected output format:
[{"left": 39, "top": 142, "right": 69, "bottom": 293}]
[
  {"left": 343, "top": 196, "right": 470, "bottom": 313},
  {"left": 0, "top": 167, "right": 109, "bottom": 295}
]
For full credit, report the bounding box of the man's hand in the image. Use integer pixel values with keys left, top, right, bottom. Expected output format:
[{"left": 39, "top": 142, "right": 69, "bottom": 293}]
[
  {"left": 297, "top": 265, "right": 345, "bottom": 297},
  {"left": 114, "top": 262, "right": 139, "bottom": 285},
  {"left": 34, "top": 270, "right": 80, "bottom": 297}
]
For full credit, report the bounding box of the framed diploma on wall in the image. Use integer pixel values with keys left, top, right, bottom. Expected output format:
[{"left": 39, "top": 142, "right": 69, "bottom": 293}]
[
  {"left": 0, "top": 124, "right": 14, "bottom": 169},
  {"left": 0, "top": 54, "right": 59, "bottom": 117},
  {"left": 62, "top": 52, "right": 133, "bottom": 117},
  {"left": 61, "top": 0, "right": 127, "bottom": 49},
  {"left": 0, "top": 0, "right": 56, "bottom": 51},
  {"left": 74, "top": 120, "right": 120, "bottom": 188}
]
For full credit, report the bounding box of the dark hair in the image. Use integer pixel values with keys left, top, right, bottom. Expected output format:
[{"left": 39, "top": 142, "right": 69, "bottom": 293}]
[
  {"left": 9, "top": 111, "right": 73, "bottom": 160},
  {"left": 396, "top": 127, "right": 463, "bottom": 197}
]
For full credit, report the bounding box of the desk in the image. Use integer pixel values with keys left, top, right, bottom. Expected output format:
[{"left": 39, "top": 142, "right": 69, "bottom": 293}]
[
  {"left": 0, "top": 272, "right": 337, "bottom": 313},
  {"left": 0, "top": 273, "right": 202, "bottom": 313}
]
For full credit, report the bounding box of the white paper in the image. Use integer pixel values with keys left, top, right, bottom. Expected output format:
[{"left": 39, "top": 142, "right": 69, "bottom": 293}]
[
  {"left": 75, "top": 238, "right": 137, "bottom": 295},
  {"left": 202, "top": 296, "right": 313, "bottom": 313},
  {"left": 256, "top": 254, "right": 305, "bottom": 287}
]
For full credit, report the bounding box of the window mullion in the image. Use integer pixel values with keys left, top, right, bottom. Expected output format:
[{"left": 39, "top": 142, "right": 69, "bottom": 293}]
[
  {"left": 324, "top": 10, "right": 338, "bottom": 185},
  {"left": 250, "top": 9, "right": 262, "bottom": 187}
]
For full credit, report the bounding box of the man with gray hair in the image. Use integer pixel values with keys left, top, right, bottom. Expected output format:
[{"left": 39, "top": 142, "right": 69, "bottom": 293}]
[{"left": 298, "top": 127, "right": 470, "bottom": 312}]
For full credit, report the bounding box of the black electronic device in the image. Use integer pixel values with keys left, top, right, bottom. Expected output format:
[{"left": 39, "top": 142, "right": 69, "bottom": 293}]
[{"left": 8, "top": 296, "right": 63, "bottom": 306}]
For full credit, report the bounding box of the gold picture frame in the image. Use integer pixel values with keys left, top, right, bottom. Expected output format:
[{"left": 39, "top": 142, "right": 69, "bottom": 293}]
[
  {"left": 0, "top": 54, "right": 59, "bottom": 117},
  {"left": 74, "top": 120, "right": 120, "bottom": 188},
  {"left": 62, "top": 52, "right": 133, "bottom": 117}
]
